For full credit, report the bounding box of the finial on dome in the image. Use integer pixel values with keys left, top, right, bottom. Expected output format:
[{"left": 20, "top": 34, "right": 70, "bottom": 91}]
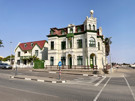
[{"left": 90, "top": 10, "right": 94, "bottom": 17}]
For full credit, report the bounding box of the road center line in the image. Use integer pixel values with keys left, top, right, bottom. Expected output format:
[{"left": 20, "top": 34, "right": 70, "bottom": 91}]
[
  {"left": 123, "top": 75, "right": 135, "bottom": 101},
  {"left": 94, "top": 76, "right": 106, "bottom": 86},
  {"left": 93, "top": 77, "right": 111, "bottom": 101}
]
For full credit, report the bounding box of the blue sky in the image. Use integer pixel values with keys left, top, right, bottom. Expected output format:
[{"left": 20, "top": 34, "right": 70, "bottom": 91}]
[{"left": 0, "top": 0, "right": 135, "bottom": 64}]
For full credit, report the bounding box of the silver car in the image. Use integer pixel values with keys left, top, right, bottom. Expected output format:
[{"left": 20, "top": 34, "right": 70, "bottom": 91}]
[{"left": 0, "top": 63, "right": 12, "bottom": 69}]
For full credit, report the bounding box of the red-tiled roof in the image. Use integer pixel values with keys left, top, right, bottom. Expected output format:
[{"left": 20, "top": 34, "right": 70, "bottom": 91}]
[
  {"left": 48, "top": 24, "right": 101, "bottom": 37},
  {"left": 19, "top": 40, "right": 46, "bottom": 51},
  {"left": 49, "top": 24, "right": 84, "bottom": 36}
]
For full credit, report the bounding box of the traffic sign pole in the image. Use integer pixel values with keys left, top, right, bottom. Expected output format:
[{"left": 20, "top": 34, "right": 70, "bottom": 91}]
[
  {"left": 59, "top": 66, "right": 61, "bottom": 80},
  {"left": 58, "top": 61, "right": 62, "bottom": 80}
]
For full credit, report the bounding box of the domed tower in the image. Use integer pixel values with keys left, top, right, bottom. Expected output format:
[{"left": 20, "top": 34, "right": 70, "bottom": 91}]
[{"left": 84, "top": 10, "right": 97, "bottom": 31}]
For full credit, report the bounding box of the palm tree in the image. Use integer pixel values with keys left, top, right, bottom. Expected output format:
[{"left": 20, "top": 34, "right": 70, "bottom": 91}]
[
  {"left": 104, "top": 37, "right": 112, "bottom": 56},
  {"left": 0, "top": 40, "right": 3, "bottom": 47}
]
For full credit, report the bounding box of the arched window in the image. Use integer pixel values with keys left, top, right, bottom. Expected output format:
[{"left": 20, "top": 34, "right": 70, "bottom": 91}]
[
  {"left": 93, "top": 25, "right": 95, "bottom": 30},
  {"left": 70, "top": 28, "right": 73, "bottom": 33},
  {"left": 61, "top": 30, "right": 65, "bottom": 35},
  {"left": 50, "top": 30, "right": 54, "bottom": 35},
  {"left": 89, "top": 24, "right": 91, "bottom": 30},
  {"left": 89, "top": 37, "right": 96, "bottom": 47},
  {"left": 98, "top": 42, "right": 100, "bottom": 50},
  {"left": 77, "top": 27, "right": 81, "bottom": 32},
  {"left": 31, "top": 43, "right": 34, "bottom": 47},
  {"left": 24, "top": 44, "right": 27, "bottom": 47}
]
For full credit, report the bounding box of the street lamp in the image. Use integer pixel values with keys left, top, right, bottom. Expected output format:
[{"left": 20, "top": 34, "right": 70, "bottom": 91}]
[
  {"left": 108, "top": 37, "right": 112, "bottom": 73},
  {"left": 10, "top": 42, "right": 12, "bottom": 65}
]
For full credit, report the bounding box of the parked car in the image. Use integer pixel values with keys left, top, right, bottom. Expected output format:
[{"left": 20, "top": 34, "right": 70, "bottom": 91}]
[
  {"left": 0, "top": 63, "right": 12, "bottom": 69},
  {"left": 130, "top": 64, "right": 135, "bottom": 69}
]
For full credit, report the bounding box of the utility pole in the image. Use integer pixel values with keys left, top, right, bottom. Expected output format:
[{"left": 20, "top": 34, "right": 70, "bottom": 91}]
[
  {"left": 10, "top": 42, "right": 12, "bottom": 65},
  {"left": 108, "top": 37, "right": 112, "bottom": 73}
]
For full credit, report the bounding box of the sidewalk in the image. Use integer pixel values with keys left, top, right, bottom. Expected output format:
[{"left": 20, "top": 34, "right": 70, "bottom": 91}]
[{"left": 32, "top": 69, "right": 104, "bottom": 77}]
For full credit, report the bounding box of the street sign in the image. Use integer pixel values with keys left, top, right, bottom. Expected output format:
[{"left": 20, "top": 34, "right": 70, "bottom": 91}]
[
  {"left": 58, "top": 61, "right": 62, "bottom": 80},
  {"left": 58, "top": 61, "right": 62, "bottom": 66}
]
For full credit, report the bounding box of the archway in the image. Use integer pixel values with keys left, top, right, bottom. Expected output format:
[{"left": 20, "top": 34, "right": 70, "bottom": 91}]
[{"left": 90, "top": 53, "right": 96, "bottom": 68}]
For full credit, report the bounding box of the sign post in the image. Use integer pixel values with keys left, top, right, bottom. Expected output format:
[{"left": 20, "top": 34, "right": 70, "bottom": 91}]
[{"left": 58, "top": 61, "right": 62, "bottom": 80}]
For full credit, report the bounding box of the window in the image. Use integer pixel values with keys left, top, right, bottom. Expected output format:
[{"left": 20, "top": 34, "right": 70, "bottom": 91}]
[
  {"left": 61, "top": 41, "right": 66, "bottom": 50},
  {"left": 24, "top": 51, "right": 27, "bottom": 54},
  {"left": 31, "top": 43, "right": 34, "bottom": 47},
  {"left": 17, "top": 60, "right": 20, "bottom": 65},
  {"left": 51, "top": 41, "right": 54, "bottom": 50},
  {"left": 77, "top": 27, "right": 81, "bottom": 32},
  {"left": 77, "top": 39, "right": 82, "bottom": 48},
  {"left": 24, "top": 44, "right": 27, "bottom": 47},
  {"left": 89, "top": 37, "right": 96, "bottom": 47},
  {"left": 70, "top": 28, "right": 73, "bottom": 33},
  {"left": 77, "top": 56, "right": 83, "bottom": 65},
  {"left": 50, "top": 30, "right": 54, "bottom": 35},
  {"left": 89, "top": 24, "right": 91, "bottom": 30},
  {"left": 98, "top": 42, "right": 100, "bottom": 50},
  {"left": 18, "top": 52, "right": 20, "bottom": 57},
  {"left": 93, "top": 25, "right": 95, "bottom": 30},
  {"left": 61, "top": 57, "right": 66, "bottom": 65},
  {"left": 62, "top": 30, "right": 65, "bottom": 35},
  {"left": 35, "top": 50, "right": 38, "bottom": 56},
  {"left": 50, "top": 57, "right": 54, "bottom": 66}
]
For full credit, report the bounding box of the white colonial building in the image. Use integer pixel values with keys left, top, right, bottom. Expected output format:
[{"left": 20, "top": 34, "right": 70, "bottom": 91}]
[
  {"left": 46, "top": 10, "right": 107, "bottom": 69},
  {"left": 14, "top": 40, "right": 48, "bottom": 68}
]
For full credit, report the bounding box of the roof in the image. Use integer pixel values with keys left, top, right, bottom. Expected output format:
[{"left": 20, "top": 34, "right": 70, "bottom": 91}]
[
  {"left": 18, "top": 40, "right": 46, "bottom": 51},
  {"left": 49, "top": 24, "right": 84, "bottom": 36}
]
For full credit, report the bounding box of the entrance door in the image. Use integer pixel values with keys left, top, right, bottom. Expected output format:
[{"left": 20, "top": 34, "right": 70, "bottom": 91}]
[
  {"left": 69, "top": 57, "right": 72, "bottom": 68},
  {"left": 68, "top": 54, "right": 72, "bottom": 69},
  {"left": 90, "top": 54, "right": 96, "bottom": 68}
]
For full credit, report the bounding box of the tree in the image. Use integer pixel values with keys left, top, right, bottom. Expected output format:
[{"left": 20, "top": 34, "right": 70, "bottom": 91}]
[
  {"left": 0, "top": 57, "right": 3, "bottom": 61},
  {"left": 104, "top": 37, "right": 112, "bottom": 56},
  {"left": 2, "top": 55, "right": 14, "bottom": 61},
  {"left": 0, "top": 40, "right": 4, "bottom": 47}
]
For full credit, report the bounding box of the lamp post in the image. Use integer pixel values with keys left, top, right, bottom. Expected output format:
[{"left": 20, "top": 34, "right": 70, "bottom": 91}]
[
  {"left": 10, "top": 42, "right": 12, "bottom": 65},
  {"left": 108, "top": 37, "right": 112, "bottom": 73}
]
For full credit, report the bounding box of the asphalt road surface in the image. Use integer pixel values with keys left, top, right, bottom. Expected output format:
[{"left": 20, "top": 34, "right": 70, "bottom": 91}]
[{"left": 0, "top": 67, "right": 134, "bottom": 101}]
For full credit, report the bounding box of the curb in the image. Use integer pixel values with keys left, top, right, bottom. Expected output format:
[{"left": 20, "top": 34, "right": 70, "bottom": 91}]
[
  {"left": 10, "top": 76, "right": 66, "bottom": 84},
  {"left": 32, "top": 70, "right": 104, "bottom": 77}
]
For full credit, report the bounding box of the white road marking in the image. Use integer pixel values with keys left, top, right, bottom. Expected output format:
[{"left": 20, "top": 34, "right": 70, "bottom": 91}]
[
  {"left": 94, "top": 76, "right": 106, "bottom": 86},
  {"left": 83, "top": 74, "right": 88, "bottom": 76},
  {"left": 37, "top": 79, "right": 44, "bottom": 82},
  {"left": 52, "top": 81, "right": 56, "bottom": 83},
  {"left": 25, "top": 78, "right": 31, "bottom": 80},
  {"left": 49, "top": 71, "right": 56, "bottom": 74},
  {"left": 93, "top": 77, "right": 111, "bottom": 101},
  {"left": 123, "top": 75, "right": 135, "bottom": 101}
]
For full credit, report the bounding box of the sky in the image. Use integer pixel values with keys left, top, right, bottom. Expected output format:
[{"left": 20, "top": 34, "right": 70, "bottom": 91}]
[{"left": 0, "top": 0, "right": 135, "bottom": 64}]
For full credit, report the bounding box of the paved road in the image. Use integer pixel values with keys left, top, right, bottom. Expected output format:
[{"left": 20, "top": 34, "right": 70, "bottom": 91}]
[{"left": 0, "top": 67, "right": 134, "bottom": 101}]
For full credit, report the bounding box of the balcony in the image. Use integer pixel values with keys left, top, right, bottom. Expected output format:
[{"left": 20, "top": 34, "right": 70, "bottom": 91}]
[{"left": 20, "top": 56, "right": 31, "bottom": 59}]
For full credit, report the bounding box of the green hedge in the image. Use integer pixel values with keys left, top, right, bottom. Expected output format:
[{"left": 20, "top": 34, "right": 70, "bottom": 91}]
[{"left": 33, "top": 60, "right": 44, "bottom": 69}]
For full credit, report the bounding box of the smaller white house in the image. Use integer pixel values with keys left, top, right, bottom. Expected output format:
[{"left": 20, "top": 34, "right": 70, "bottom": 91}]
[{"left": 14, "top": 40, "right": 48, "bottom": 68}]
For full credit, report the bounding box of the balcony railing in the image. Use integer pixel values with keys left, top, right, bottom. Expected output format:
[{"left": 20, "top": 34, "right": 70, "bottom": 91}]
[
  {"left": 45, "top": 65, "right": 98, "bottom": 70},
  {"left": 20, "top": 56, "right": 31, "bottom": 59}
]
